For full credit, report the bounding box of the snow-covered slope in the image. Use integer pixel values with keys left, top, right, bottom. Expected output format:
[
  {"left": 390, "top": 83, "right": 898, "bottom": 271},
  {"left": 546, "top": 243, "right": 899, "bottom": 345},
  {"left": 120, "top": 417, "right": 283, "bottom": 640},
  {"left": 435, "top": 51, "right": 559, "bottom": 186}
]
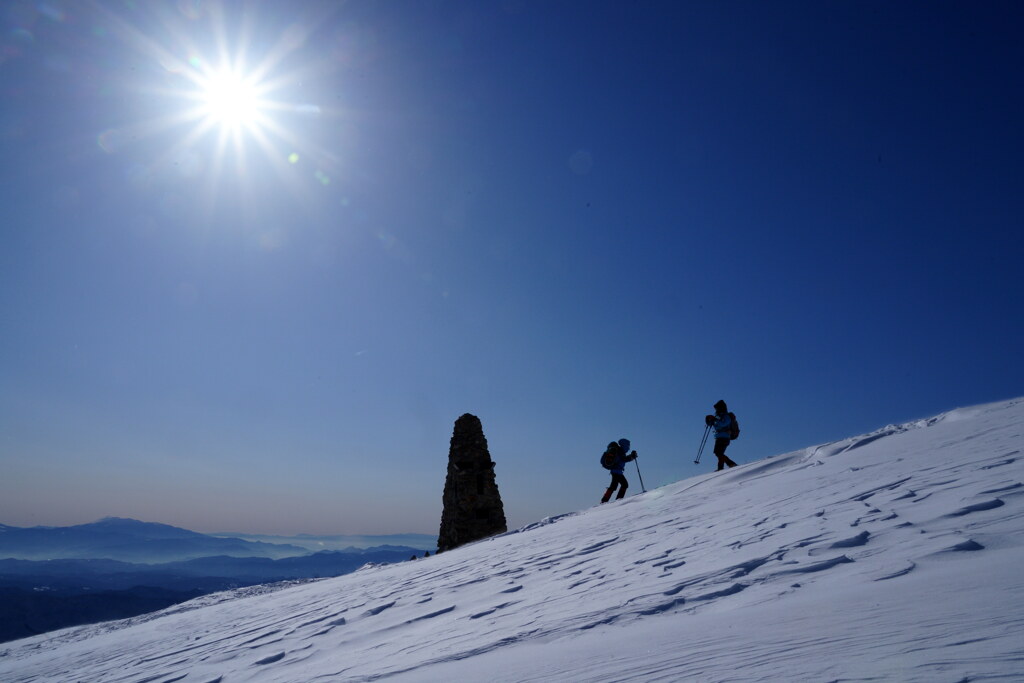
[{"left": 3, "top": 399, "right": 1023, "bottom": 682}]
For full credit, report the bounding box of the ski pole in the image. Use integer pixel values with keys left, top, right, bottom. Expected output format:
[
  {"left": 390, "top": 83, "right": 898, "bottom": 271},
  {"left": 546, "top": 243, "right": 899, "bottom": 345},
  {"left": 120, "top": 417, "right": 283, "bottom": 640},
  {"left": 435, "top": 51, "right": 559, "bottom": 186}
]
[
  {"left": 694, "top": 424, "right": 711, "bottom": 464},
  {"left": 634, "top": 456, "right": 646, "bottom": 493}
]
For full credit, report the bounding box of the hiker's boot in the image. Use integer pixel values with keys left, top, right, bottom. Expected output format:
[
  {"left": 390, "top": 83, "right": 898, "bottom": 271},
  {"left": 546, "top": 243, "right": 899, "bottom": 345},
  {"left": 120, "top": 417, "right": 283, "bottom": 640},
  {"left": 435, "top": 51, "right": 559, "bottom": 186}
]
[{"left": 601, "top": 488, "right": 614, "bottom": 503}]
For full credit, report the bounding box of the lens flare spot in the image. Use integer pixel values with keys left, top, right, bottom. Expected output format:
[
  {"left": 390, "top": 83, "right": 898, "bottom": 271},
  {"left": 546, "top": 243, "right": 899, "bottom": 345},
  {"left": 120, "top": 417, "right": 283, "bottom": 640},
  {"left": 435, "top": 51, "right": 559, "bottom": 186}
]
[
  {"left": 288, "top": 152, "right": 299, "bottom": 164},
  {"left": 97, "top": 128, "right": 127, "bottom": 153},
  {"left": 11, "top": 28, "right": 35, "bottom": 44}
]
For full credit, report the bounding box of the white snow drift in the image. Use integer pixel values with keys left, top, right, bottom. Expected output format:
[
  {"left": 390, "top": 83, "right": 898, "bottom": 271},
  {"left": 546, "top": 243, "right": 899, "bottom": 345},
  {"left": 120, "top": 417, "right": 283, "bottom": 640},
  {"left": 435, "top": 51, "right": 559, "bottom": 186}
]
[{"left": 2, "top": 398, "right": 1022, "bottom": 681}]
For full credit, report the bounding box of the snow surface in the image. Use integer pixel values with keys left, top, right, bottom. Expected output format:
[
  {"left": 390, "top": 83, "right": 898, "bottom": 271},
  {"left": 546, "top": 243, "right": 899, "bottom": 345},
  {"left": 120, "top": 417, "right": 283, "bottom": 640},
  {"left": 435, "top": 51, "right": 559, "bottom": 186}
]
[{"left": 2, "top": 399, "right": 1023, "bottom": 682}]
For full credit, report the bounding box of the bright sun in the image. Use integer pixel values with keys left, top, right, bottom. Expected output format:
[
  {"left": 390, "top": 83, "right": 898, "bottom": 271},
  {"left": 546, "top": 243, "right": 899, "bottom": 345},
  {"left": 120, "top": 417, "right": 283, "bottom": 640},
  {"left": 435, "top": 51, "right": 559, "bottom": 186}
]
[
  {"left": 96, "top": 3, "right": 331, "bottom": 205},
  {"left": 200, "top": 70, "right": 264, "bottom": 130}
]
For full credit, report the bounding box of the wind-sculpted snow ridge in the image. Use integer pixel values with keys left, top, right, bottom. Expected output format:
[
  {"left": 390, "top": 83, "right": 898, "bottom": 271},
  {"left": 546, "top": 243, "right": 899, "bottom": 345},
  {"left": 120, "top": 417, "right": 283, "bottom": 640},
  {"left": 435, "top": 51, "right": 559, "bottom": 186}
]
[{"left": 2, "top": 398, "right": 1023, "bottom": 682}]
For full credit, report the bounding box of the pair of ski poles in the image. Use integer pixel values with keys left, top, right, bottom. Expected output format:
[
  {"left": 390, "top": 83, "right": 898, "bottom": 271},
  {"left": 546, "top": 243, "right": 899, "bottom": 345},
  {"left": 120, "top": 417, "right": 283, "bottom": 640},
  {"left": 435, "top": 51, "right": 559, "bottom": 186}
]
[{"left": 694, "top": 424, "right": 712, "bottom": 464}]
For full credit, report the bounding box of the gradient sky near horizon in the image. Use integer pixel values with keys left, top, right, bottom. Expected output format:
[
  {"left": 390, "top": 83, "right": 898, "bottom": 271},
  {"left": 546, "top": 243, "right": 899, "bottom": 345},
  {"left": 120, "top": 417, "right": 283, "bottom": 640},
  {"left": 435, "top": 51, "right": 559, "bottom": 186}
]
[{"left": 2, "top": 0, "right": 1022, "bottom": 537}]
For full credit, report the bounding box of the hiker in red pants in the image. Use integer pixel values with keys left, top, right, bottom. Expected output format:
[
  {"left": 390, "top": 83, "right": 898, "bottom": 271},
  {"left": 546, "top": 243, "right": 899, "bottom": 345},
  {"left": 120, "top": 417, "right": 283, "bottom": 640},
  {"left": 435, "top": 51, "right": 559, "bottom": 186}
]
[{"left": 601, "top": 439, "right": 638, "bottom": 502}]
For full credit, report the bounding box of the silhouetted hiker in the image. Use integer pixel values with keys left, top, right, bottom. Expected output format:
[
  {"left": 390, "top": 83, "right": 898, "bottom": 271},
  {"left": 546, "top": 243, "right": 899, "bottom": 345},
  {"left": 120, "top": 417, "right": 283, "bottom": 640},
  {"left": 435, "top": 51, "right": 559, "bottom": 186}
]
[
  {"left": 600, "top": 438, "right": 638, "bottom": 502},
  {"left": 705, "top": 400, "right": 738, "bottom": 470}
]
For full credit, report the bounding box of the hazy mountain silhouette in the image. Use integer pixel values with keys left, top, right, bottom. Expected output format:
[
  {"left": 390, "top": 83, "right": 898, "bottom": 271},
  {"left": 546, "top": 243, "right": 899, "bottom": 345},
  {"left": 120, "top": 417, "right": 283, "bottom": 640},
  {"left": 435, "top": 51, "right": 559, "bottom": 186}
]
[{"left": 0, "top": 518, "right": 307, "bottom": 563}]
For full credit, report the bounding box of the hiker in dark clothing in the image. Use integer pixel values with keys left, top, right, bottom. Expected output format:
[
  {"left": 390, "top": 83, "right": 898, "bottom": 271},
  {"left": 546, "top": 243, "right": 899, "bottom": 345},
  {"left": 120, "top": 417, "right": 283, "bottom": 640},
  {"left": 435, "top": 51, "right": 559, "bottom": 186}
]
[
  {"left": 601, "top": 438, "right": 638, "bottom": 503},
  {"left": 706, "top": 400, "right": 737, "bottom": 470}
]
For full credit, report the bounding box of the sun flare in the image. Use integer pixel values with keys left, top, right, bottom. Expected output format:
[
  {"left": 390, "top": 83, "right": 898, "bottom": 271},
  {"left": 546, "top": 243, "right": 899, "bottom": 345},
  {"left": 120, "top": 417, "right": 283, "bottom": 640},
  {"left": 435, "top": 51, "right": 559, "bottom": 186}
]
[{"left": 96, "top": 1, "right": 331, "bottom": 202}]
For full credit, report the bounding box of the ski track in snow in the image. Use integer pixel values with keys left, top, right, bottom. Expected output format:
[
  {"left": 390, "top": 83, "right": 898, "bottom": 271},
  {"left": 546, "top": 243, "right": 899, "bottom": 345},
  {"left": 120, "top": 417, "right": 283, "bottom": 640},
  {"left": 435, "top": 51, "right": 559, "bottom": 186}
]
[{"left": 2, "top": 399, "right": 1024, "bottom": 682}]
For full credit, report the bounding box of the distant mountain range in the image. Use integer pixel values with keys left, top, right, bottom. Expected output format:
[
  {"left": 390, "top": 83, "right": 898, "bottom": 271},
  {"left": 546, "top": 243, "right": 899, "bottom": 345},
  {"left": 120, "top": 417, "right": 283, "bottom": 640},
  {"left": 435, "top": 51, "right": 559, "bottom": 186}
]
[
  {"left": 0, "top": 518, "right": 436, "bottom": 643},
  {"left": 0, "top": 517, "right": 308, "bottom": 563},
  {"left": 0, "top": 518, "right": 437, "bottom": 562}
]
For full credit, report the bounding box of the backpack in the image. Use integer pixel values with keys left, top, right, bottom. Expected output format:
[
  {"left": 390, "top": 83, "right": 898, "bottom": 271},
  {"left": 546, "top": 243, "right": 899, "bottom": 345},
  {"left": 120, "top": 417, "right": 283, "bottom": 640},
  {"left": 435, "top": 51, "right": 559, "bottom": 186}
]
[
  {"left": 728, "top": 412, "right": 740, "bottom": 440},
  {"left": 600, "top": 445, "right": 618, "bottom": 469}
]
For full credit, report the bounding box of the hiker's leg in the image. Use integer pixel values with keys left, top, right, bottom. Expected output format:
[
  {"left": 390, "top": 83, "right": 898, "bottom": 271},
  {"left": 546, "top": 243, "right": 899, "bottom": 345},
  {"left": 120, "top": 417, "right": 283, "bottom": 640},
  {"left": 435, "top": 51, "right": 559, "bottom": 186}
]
[
  {"left": 714, "top": 438, "right": 731, "bottom": 471},
  {"left": 613, "top": 473, "right": 629, "bottom": 499},
  {"left": 602, "top": 473, "right": 622, "bottom": 503}
]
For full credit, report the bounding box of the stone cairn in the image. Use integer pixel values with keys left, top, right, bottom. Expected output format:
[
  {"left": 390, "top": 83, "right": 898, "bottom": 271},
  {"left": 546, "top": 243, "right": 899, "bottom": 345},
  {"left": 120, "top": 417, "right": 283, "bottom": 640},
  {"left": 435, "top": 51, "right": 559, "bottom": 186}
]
[{"left": 437, "top": 414, "right": 507, "bottom": 553}]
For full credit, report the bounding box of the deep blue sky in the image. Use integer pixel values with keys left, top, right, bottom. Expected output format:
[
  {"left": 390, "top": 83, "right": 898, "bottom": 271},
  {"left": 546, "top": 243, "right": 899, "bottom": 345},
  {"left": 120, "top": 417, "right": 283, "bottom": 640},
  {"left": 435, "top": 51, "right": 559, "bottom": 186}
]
[{"left": 2, "top": 1, "right": 1021, "bottom": 535}]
